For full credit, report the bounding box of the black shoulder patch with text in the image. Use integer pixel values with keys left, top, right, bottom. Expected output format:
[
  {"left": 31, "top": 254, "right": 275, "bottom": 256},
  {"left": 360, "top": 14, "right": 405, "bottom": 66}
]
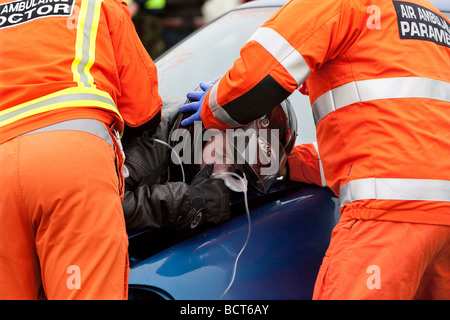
[
  {"left": 0, "top": 0, "right": 74, "bottom": 29},
  {"left": 393, "top": 0, "right": 450, "bottom": 48}
]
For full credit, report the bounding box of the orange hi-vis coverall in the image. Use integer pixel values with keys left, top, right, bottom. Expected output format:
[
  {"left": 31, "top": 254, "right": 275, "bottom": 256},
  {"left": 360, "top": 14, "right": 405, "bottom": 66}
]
[
  {"left": 0, "top": 0, "right": 162, "bottom": 299},
  {"left": 198, "top": 0, "right": 450, "bottom": 299}
]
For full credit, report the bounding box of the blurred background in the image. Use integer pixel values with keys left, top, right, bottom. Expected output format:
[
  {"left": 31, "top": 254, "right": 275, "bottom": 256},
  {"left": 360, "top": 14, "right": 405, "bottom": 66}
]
[{"left": 127, "top": 0, "right": 254, "bottom": 59}]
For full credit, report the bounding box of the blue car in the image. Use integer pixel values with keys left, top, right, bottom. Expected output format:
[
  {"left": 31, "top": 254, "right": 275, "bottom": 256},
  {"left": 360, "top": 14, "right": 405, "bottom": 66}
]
[{"left": 127, "top": 0, "right": 450, "bottom": 300}]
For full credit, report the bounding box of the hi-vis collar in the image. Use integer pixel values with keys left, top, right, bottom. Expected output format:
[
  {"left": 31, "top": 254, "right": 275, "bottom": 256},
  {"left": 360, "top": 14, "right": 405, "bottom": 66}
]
[{"left": 0, "top": 0, "right": 75, "bottom": 29}]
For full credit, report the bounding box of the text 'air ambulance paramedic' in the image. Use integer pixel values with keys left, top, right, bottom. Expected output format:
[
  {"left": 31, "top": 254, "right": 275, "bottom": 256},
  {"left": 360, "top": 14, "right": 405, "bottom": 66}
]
[
  {"left": 180, "top": 0, "right": 450, "bottom": 299},
  {"left": 0, "top": 0, "right": 162, "bottom": 299}
]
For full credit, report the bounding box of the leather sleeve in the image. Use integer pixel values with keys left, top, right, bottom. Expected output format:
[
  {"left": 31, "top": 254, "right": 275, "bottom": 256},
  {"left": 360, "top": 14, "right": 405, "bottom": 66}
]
[
  {"left": 123, "top": 182, "right": 192, "bottom": 233},
  {"left": 122, "top": 101, "right": 181, "bottom": 188},
  {"left": 122, "top": 100, "right": 193, "bottom": 233}
]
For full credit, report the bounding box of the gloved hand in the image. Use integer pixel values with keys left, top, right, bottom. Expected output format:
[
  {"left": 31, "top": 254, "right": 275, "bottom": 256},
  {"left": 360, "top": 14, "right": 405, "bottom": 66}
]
[
  {"left": 177, "top": 164, "right": 231, "bottom": 230},
  {"left": 179, "top": 82, "right": 214, "bottom": 127}
]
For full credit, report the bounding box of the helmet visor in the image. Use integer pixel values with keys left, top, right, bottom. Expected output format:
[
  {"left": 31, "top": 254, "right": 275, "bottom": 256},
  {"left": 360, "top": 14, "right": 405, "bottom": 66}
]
[{"left": 225, "top": 118, "right": 287, "bottom": 193}]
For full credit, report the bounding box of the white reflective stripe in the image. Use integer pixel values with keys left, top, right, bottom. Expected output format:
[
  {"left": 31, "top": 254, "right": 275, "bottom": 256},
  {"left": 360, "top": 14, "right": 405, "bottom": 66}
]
[
  {"left": 208, "top": 81, "right": 220, "bottom": 113},
  {"left": 312, "top": 141, "right": 327, "bottom": 187},
  {"left": 20, "top": 119, "right": 114, "bottom": 147},
  {"left": 312, "top": 77, "right": 450, "bottom": 125},
  {"left": 208, "top": 27, "right": 311, "bottom": 127},
  {"left": 213, "top": 107, "right": 244, "bottom": 127},
  {"left": 209, "top": 79, "right": 245, "bottom": 127},
  {"left": 247, "top": 27, "right": 310, "bottom": 86},
  {"left": 339, "top": 178, "right": 450, "bottom": 207}
]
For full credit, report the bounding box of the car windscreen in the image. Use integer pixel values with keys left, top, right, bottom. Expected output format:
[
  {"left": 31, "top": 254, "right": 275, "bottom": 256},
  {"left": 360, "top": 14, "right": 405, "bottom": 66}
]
[
  {"left": 155, "top": 7, "right": 278, "bottom": 105},
  {"left": 155, "top": 6, "right": 317, "bottom": 145}
]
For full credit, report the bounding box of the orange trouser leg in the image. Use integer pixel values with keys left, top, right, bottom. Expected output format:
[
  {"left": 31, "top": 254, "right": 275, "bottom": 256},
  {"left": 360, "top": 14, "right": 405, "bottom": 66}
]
[
  {"left": 313, "top": 219, "right": 450, "bottom": 300},
  {"left": 0, "top": 130, "right": 129, "bottom": 300}
]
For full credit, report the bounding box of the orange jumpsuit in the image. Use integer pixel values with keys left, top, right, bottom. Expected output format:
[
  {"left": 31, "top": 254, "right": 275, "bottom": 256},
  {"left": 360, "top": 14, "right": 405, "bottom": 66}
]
[
  {"left": 199, "top": 0, "right": 450, "bottom": 299},
  {"left": 0, "top": 0, "right": 162, "bottom": 299}
]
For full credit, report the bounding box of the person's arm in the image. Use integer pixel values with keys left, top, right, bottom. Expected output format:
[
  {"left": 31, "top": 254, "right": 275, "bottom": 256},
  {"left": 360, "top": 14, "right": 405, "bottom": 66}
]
[
  {"left": 196, "top": 0, "right": 360, "bottom": 130},
  {"left": 287, "top": 142, "right": 327, "bottom": 187},
  {"left": 123, "top": 165, "right": 231, "bottom": 233},
  {"left": 109, "top": 0, "right": 163, "bottom": 136},
  {"left": 123, "top": 181, "right": 191, "bottom": 232},
  {"left": 122, "top": 114, "right": 231, "bottom": 233}
]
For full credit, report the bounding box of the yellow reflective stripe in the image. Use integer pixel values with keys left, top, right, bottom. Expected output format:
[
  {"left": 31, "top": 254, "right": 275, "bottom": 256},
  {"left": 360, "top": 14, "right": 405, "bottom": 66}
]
[
  {"left": 71, "top": 0, "right": 103, "bottom": 88},
  {"left": 0, "top": 87, "right": 122, "bottom": 128},
  {"left": 85, "top": 0, "right": 102, "bottom": 85},
  {"left": 72, "top": 0, "right": 88, "bottom": 85}
]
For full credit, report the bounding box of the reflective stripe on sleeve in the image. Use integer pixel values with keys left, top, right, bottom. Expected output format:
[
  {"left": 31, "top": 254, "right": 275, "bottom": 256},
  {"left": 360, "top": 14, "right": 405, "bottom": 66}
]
[
  {"left": 0, "top": 87, "right": 122, "bottom": 128},
  {"left": 312, "top": 77, "right": 450, "bottom": 125},
  {"left": 208, "top": 79, "right": 244, "bottom": 127},
  {"left": 206, "top": 27, "right": 309, "bottom": 128},
  {"left": 247, "top": 27, "right": 311, "bottom": 86},
  {"left": 208, "top": 75, "right": 292, "bottom": 128},
  {"left": 339, "top": 178, "right": 450, "bottom": 208}
]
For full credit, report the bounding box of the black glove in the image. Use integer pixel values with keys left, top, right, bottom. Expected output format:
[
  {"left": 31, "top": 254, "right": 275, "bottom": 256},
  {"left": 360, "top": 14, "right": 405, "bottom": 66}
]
[{"left": 176, "top": 164, "right": 231, "bottom": 230}]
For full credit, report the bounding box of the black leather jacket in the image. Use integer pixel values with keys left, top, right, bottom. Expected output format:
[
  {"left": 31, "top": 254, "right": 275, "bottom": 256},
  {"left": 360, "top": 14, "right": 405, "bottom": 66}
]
[{"left": 122, "top": 101, "right": 230, "bottom": 233}]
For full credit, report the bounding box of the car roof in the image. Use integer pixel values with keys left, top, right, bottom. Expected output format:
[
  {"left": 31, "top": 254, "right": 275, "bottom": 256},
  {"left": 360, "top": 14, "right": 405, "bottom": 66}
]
[
  {"left": 237, "top": 0, "right": 288, "bottom": 9},
  {"left": 430, "top": 0, "right": 450, "bottom": 12},
  {"left": 237, "top": 0, "right": 449, "bottom": 12}
]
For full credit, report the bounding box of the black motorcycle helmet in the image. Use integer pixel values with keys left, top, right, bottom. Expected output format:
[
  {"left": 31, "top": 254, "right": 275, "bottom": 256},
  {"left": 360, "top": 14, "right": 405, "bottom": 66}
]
[
  {"left": 169, "top": 89, "right": 297, "bottom": 193},
  {"left": 233, "top": 99, "right": 297, "bottom": 193}
]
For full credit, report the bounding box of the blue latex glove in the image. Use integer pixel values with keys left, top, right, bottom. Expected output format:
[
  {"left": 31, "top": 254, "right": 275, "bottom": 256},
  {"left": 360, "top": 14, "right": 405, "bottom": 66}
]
[{"left": 179, "top": 82, "right": 214, "bottom": 126}]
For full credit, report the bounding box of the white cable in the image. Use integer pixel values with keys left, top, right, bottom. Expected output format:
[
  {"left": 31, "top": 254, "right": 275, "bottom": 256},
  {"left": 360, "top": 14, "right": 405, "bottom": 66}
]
[
  {"left": 212, "top": 172, "right": 251, "bottom": 300},
  {"left": 143, "top": 143, "right": 251, "bottom": 299},
  {"left": 152, "top": 138, "right": 185, "bottom": 183}
]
